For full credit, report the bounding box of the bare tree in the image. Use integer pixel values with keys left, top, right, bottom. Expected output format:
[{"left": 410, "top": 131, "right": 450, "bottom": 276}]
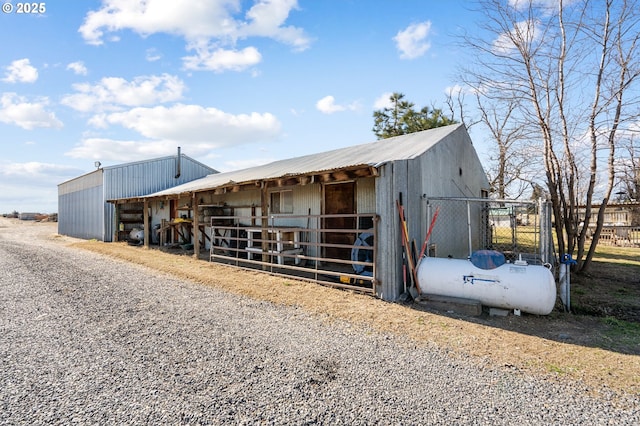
[
  {"left": 461, "top": 0, "right": 640, "bottom": 271},
  {"left": 446, "top": 81, "right": 541, "bottom": 199},
  {"left": 475, "top": 94, "right": 536, "bottom": 198}
]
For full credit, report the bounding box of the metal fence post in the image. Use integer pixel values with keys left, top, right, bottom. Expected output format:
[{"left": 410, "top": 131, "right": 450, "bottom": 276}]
[
  {"left": 539, "top": 198, "right": 554, "bottom": 265},
  {"left": 466, "top": 200, "right": 472, "bottom": 258}
]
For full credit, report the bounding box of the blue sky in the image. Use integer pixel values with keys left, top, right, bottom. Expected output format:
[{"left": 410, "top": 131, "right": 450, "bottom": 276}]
[{"left": 0, "top": 0, "right": 485, "bottom": 213}]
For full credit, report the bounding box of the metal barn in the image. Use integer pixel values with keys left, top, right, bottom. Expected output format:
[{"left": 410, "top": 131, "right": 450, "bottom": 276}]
[
  {"left": 111, "top": 124, "right": 490, "bottom": 301},
  {"left": 58, "top": 151, "right": 216, "bottom": 241}
]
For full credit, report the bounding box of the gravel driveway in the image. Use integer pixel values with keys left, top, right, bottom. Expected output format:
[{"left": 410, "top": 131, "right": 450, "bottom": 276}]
[{"left": 0, "top": 219, "right": 638, "bottom": 425}]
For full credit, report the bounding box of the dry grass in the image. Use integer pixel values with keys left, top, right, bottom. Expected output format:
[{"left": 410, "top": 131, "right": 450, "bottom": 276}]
[
  {"left": 67, "top": 239, "right": 640, "bottom": 397},
  {"left": 571, "top": 245, "right": 640, "bottom": 328}
]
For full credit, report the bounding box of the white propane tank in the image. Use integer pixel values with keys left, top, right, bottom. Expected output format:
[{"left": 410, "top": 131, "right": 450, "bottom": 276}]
[{"left": 417, "top": 254, "right": 556, "bottom": 315}]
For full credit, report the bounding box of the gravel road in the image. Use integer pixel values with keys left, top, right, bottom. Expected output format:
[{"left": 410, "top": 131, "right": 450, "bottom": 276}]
[{"left": 0, "top": 219, "right": 638, "bottom": 425}]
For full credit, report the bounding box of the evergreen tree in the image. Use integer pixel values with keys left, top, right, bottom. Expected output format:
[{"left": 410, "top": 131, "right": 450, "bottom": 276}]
[{"left": 372, "top": 92, "right": 456, "bottom": 139}]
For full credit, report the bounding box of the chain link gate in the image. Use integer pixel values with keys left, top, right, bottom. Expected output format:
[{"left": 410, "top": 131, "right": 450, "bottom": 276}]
[{"left": 422, "top": 197, "right": 554, "bottom": 266}]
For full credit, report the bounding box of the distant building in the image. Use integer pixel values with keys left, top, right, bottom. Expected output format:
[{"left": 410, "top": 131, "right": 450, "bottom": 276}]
[
  {"left": 18, "top": 212, "right": 38, "bottom": 221},
  {"left": 579, "top": 202, "right": 640, "bottom": 227}
]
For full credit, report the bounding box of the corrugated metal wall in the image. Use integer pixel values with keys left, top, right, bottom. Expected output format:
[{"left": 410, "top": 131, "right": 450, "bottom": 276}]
[
  {"left": 58, "top": 169, "right": 103, "bottom": 195},
  {"left": 58, "top": 170, "right": 104, "bottom": 240},
  {"left": 58, "top": 155, "right": 214, "bottom": 242},
  {"left": 356, "top": 177, "right": 376, "bottom": 214},
  {"left": 375, "top": 161, "right": 408, "bottom": 301},
  {"left": 416, "top": 127, "right": 489, "bottom": 259},
  {"left": 103, "top": 155, "right": 214, "bottom": 200},
  {"left": 374, "top": 126, "right": 490, "bottom": 301},
  {"left": 58, "top": 184, "right": 104, "bottom": 240}
]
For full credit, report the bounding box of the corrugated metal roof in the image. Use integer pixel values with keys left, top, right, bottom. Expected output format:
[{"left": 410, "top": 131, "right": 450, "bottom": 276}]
[{"left": 144, "top": 124, "right": 465, "bottom": 198}]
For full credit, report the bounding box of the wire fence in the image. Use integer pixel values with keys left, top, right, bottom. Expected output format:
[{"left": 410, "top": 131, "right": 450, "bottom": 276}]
[{"left": 423, "top": 197, "right": 554, "bottom": 265}]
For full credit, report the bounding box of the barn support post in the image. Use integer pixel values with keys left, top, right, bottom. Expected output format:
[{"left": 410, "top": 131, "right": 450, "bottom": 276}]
[
  {"left": 261, "top": 181, "right": 269, "bottom": 270},
  {"left": 113, "top": 203, "right": 121, "bottom": 242},
  {"left": 143, "top": 198, "right": 150, "bottom": 248},
  {"left": 193, "top": 192, "right": 200, "bottom": 258},
  {"left": 539, "top": 198, "right": 554, "bottom": 265},
  {"left": 466, "top": 200, "right": 473, "bottom": 258},
  {"left": 378, "top": 160, "right": 409, "bottom": 301}
]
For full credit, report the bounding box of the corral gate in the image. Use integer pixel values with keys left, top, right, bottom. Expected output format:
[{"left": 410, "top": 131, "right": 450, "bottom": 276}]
[{"left": 422, "top": 197, "right": 554, "bottom": 266}]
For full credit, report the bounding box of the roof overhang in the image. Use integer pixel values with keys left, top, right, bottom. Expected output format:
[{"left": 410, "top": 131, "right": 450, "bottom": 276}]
[{"left": 108, "top": 164, "right": 379, "bottom": 204}]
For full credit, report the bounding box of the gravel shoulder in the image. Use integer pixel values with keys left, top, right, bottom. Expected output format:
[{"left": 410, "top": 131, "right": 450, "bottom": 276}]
[{"left": 1, "top": 218, "right": 638, "bottom": 424}]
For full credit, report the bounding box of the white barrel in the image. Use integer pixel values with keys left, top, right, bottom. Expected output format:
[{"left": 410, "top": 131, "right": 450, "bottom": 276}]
[
  {"left": 417, "top": 257, "right": 556, "bottom": 315},
  {"left": 129, "top": 228, "right": 144, "bottom": 241}
]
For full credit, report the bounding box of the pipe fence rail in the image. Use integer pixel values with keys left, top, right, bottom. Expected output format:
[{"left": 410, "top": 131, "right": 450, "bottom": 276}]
[{"left": 208, "top": 213, "right": 378, "bottom": 293}]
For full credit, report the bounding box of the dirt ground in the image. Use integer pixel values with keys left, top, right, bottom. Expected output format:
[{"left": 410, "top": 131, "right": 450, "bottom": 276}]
[{"left": 3, "top": 218, "right": 639, "bottom": 396}]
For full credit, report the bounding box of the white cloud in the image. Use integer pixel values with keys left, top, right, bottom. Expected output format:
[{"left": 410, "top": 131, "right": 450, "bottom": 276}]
[
  {"left": 0, "top": 161, "right": 83, "bottom": 213},
  {"left": 79, "top": 0, "right": 236, "bottom": 44},
  {"left": 445, "top": 84, "right": 464, "bottom": 97},
  {"left": 146, "top": 48, "right": 162, "bottom": 62},
  {"left": 61, "top": 74, "right": 185, "bottom": 112},
  {"left": 86, "top": 113, "right": 109, "bottom": 128},
  {"left": 240, "top": 0, "right": 311, "bottom": 51},
  {"left": 182, "top": 46, "right": 262, "bottom": 72},
  {"left": 78, "top": 0, "right": 311, "bottom": 72},
  {"left": 316, "top": 95, "right": 359, "bottom": 114},
  {"left": 67, "top": 103, "right": 283, "bottom": 161},
  {"left": 394, "top": 21, "right": 432, "bottom": 60},
  {"left": 65, "top": 138, "right": 175, "bottom": 161},
  {"left": 0, "top": 93, "right": 63, "bottom": 130},
  {"left": 2, "top": 59, "right": 38, "bottom": 83},
  {"left": 493, "top": 20, "right": 540, "bottom": 54},
  {"left": 373, "top": 92, "right": 393, "bottom": 109},
  {"left": 0, "top": 161, "right": 80, "bottom": 183},
  {"left": 66, "top": 61, "right": 88, "bottom": 75},
  {"left": 100, "top": 104, "right": 281, "bottom": 142}
]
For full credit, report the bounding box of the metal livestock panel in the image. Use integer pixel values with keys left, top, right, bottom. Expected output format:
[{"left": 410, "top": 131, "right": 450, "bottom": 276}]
[{"left": 57, "top": 185, "right": 104, "bottom": 240}]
